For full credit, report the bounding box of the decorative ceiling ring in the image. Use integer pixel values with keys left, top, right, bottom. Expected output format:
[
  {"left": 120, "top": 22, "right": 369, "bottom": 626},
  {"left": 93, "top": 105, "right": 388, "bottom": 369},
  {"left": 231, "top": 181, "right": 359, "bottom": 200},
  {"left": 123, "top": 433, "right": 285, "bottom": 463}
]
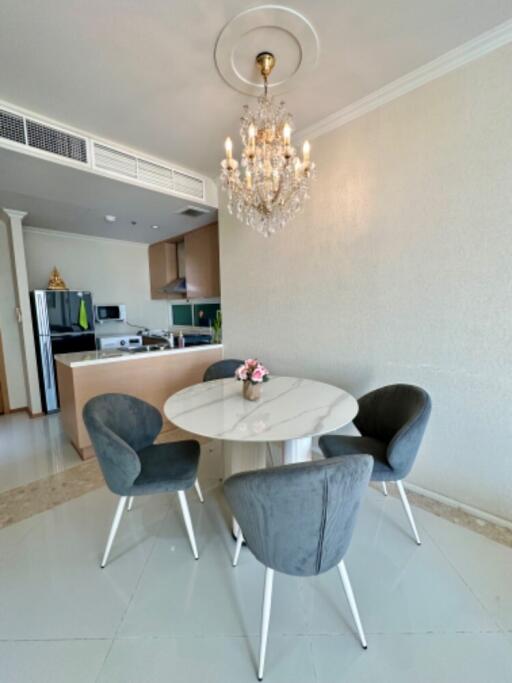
[{"left": 215, "top": 5, "right": 320, "bottom": 96}]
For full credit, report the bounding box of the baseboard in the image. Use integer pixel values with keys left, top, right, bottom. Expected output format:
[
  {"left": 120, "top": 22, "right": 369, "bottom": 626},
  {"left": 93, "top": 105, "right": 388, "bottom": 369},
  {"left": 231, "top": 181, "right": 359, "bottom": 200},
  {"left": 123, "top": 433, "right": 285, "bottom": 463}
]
[{"left": 311, "top": 445, "right": 512, "bottom": 531}]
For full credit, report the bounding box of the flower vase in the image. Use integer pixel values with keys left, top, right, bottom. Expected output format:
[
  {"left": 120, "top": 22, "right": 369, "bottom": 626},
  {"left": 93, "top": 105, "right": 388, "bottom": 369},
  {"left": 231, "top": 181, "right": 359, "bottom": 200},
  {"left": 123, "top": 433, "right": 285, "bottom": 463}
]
[{"left": 243, "top": 380, "right": 261, "bottom": 401}]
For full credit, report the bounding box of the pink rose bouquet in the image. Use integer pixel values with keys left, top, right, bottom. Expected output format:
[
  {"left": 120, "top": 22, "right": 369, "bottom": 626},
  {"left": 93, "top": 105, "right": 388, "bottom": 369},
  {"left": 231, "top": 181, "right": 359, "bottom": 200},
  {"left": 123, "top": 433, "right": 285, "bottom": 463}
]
[{"left": 235, "top": 359, "right": 270, "bottom": 384}]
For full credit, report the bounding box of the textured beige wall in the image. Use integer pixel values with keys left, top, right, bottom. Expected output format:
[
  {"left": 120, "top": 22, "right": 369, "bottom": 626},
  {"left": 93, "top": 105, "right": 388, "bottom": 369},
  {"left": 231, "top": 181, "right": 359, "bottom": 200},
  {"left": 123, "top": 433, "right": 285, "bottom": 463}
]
[
  {"left": 23, "top": 228, "right": 169, "bottom": 335},
  {"left": 0, "top": 219, "right": 28, "bottom": 409},
  {"left": 219, "top": 44, "right": 512, "bottom": 521}
]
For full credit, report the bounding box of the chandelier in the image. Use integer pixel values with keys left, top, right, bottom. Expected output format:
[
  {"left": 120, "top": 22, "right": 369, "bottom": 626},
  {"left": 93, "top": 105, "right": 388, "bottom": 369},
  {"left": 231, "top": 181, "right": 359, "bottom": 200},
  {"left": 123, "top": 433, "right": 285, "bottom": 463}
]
[{"left": 220, "top": 52, "right": 315, "bottom": 237}]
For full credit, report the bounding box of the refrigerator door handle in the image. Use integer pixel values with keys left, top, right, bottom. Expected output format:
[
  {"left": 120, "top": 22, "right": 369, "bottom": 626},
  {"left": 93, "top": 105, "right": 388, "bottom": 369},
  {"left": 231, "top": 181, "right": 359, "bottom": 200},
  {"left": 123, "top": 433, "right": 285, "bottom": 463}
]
[
  {"left": 40, "top": 336, "right": 58, "bottom": 412},
  {"left": 34, "top": 290, "right": 50, "bottom": 336}
]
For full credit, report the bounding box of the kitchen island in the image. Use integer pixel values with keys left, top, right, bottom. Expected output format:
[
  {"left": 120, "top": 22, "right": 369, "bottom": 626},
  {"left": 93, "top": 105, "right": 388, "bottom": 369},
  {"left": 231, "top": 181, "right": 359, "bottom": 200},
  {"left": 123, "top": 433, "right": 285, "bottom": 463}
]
[{"left": 55, "top": 344, "right": 223, "bottom": 459}]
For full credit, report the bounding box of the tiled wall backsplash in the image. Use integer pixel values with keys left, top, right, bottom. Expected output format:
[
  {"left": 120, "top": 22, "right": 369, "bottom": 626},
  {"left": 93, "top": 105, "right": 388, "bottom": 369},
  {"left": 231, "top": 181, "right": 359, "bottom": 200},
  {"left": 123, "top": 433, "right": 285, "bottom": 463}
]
[{"left": 170, "top": 299, "right": 220, "bottom": 329}]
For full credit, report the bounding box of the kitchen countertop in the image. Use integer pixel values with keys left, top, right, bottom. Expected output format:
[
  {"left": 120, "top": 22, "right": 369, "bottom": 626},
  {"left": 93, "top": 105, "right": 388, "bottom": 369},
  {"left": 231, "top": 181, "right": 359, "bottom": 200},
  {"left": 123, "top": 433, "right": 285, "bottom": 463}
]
[{"left": 55, "top": 344, "right": 223, "bottom": 368}]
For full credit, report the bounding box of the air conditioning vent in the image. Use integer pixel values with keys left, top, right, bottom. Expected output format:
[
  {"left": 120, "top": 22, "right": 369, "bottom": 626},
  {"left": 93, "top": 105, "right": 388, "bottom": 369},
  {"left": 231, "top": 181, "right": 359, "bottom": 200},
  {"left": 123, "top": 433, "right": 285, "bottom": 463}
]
[
  {"left": 173, "top": 170, "right": 204, "bottom": 199},
  {"left": 26, "top": 119, "right": 87, "bottom": 162},
  {"left": 0, "top": 109, "right": 26, "bottom": 144},
  {"left": 94, "top": 143, "right": 137, "bottom": 178},
  {"left": 92, "top": 142, "right": 205, "bottom": 201},
  {"left": 177, "top": 205, "right": 210, "bottom": 218},
  {"left": 0, "top": 101, "right": 210, "bottom": 205},
  {"left": 138, "top": 159, "right": 173, "bottom": 189}
]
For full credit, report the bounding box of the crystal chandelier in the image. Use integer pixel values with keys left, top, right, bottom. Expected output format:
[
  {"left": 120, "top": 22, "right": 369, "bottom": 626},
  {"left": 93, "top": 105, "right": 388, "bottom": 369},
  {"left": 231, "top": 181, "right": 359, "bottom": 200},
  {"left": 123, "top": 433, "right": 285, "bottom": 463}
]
[{"left": 220, "top": 52, "right": 315, "bottom": 237}]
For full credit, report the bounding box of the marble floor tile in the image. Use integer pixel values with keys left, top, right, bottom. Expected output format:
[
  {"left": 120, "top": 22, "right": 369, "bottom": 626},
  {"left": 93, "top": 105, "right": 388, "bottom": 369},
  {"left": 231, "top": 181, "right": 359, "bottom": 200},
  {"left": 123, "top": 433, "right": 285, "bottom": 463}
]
[
  {"left": 415, "top": 506, "right": 512, "bottom": 631},
  {"left": 0, "top": 473, "right": 510, "bottom": 683},
  {"left": 0, "top": 639, "right": 111, "bottom": 683},
  {"left": 0, "top": 488, "right": 169, "bottom": 639},
  {"left": 300, "top": 489, "right": 501, "bottom": 636},
  {"left": 118, "top": 492, "right": 309, "bottom": 638},
  {"left": 310, "top": 632, "right": 512, "bottom": 683},
  {"left": 97, "top": 635, "right": 317, "bottom": 683},
  {"left": 0, "top": 412, "right": 79, "bottom": 493}
]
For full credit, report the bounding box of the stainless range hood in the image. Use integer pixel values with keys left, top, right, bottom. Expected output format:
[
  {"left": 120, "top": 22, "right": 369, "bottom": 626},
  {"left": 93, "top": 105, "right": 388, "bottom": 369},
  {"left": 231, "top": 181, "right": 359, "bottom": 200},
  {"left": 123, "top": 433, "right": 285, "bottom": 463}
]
[
  {"left": 159, "top": 240, "right": 187, "bottom": 295},
  {"left": 161, "top": 277, "right": 187, "bottom": 294}
]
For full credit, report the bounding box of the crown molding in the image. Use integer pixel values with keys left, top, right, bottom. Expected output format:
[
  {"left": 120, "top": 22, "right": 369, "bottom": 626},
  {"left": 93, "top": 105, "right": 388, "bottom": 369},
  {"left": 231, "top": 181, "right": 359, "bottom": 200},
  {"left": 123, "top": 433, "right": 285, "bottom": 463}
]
[
  {"left": 23, "top": 225, "right": 148, "bottom": 248},
  {"left": 298, "top": 18, "right": 512, "bottom": 142}
]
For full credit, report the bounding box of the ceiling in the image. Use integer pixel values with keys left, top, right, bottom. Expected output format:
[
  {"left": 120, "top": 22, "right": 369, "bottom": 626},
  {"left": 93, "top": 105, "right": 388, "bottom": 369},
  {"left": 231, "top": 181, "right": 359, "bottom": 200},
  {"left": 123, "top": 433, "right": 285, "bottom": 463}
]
[
  {"left": 0, "top": 147, "right": 217, "bottom": 243},
  {"left": 0, "top": 1, "right": 511, "bottom": 240}
]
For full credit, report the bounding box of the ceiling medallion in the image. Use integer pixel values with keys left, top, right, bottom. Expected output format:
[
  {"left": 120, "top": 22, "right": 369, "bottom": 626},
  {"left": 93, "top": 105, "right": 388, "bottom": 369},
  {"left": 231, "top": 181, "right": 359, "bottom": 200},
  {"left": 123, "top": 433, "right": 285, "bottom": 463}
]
[{"left": 220, "top": 52, "right": 315, "bottom": 237}]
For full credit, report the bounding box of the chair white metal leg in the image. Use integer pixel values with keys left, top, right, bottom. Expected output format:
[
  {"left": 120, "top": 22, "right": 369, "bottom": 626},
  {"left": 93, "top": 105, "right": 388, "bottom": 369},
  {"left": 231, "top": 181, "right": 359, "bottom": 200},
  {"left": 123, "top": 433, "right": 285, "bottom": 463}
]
[
  {"left": 127, "top": 496, "right": 134, "bottom": 511},
  {"left": 177, "top": 490, "right": 199, "bottom": 559},
  {"left": 233, "top": 529, "right": 244, "bottom": 567},
  {"left": 194, "top": 479, "right": 204, "bottom": 503},
  {"left": 396, "top": 480, "right": 421, "bottom": 545},
  {"left": 101, "top": 496, "right": 127, "bottom": 568},
  {"left": 258, "top": 567, "right": 274, "bottom": 680},
  {"left": 337, "top": 560, "right": 367, "bottom": 649},
  {"left": 381, "top": 482, "right": 388, "bottom": 496}
]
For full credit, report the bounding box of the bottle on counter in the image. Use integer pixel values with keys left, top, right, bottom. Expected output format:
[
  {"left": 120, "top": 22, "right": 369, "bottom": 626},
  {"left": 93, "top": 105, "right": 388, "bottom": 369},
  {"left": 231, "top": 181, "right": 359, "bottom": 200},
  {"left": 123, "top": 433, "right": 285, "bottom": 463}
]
[
  {"left": 178, "top": 331, "right": 185, "bottom": 349},
  {"left": 168, "top": 332, "right": 174, "bottom": 349}
]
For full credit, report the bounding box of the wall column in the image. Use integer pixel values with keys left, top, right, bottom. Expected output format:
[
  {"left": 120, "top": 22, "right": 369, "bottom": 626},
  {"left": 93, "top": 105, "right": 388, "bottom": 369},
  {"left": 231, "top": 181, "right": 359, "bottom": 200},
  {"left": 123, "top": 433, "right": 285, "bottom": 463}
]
[{"left": 3, "top": 209, "right": 42, "bottom": 416}]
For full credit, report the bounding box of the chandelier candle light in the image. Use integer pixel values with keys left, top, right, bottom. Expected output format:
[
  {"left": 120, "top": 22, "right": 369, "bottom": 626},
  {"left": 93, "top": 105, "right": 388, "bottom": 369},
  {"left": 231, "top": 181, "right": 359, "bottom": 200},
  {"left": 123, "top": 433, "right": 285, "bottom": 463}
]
[{"left": 220, "top": 52, "right": 315, "bottom": 237}]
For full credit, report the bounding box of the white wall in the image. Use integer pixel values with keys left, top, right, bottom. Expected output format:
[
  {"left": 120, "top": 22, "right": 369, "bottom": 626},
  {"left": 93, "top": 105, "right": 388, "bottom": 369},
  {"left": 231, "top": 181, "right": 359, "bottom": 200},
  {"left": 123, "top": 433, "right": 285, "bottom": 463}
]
[
  {"left": 0, "top": 218, "right": 27, "bottom": 408},
  {"left": 219, "top": 44, "right": 512, "bottom": 521},
  {"left": 23, "top": 228, "right": 169, "bottom": 335}
]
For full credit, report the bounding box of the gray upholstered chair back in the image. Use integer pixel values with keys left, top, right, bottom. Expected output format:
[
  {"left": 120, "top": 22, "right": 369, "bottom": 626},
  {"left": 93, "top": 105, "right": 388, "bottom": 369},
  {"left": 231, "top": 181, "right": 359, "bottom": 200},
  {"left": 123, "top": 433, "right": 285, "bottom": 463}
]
[
  {"left": 354, "top": 384, "right": 431, "bottom": 479},
  {"left": 203, "top": 359, "right": 243, "bottom": 382},
  {"left": 83, "top": 393, "right": 162, "bottom": 495},
  {"left": 224, "top": 455, "right": 372, "bottom": 577}
]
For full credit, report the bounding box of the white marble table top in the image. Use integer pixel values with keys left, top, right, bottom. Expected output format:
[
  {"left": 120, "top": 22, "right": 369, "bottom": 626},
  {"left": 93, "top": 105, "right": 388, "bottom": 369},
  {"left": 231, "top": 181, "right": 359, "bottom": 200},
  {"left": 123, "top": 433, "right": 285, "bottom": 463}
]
[{"left": 163, "top": 376, "right": 358, "bottom": 443}]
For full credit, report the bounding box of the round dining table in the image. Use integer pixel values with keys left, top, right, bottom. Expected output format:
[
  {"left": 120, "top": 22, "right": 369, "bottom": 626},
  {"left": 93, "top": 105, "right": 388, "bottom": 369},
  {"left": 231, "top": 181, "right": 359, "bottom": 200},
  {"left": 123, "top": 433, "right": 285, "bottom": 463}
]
[{"left": 163, "top": 375, "right": 358, "bottom": 475}]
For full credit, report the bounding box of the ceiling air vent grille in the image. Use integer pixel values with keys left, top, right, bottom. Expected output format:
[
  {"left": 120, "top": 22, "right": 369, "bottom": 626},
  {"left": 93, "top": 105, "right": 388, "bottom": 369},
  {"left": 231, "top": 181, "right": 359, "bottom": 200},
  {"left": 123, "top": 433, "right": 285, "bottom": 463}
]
[
  {"left": 138, "top": 159, "right": 173, "bottom": 189},
  {"left": 177, "top": 206, "right": 210, "bottom": 218},
  {"left": 94, "top": 143, "right": 137, "bottom": 178},
  {"left": 92, "top": 141, "right": 205, "bottom": 201},
  {"left": 26, "top": 119, "right": 87, "bottom": 162},
  {"left": 173, "top": 170, "right": 204, "bottom": 199},
  {"left": 0, "top": 109, "right": 26, "bottom": 144}
]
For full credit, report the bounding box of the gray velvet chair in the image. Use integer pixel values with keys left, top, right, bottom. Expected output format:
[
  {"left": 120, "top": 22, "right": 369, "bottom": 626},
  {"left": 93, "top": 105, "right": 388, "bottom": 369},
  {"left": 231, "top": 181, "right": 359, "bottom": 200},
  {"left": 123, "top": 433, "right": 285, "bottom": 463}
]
[
  {"left": 83, "top": 393, "right": 201, "bottom": 567},
  {"left": 224, "top": 455, "right": 373, "bottom": 680},
  {"left": 319, "top": 384, "right": 431, "bottom": 545},
  {"left": 203, "top": 358, "right": 243, "bottom": 382}
]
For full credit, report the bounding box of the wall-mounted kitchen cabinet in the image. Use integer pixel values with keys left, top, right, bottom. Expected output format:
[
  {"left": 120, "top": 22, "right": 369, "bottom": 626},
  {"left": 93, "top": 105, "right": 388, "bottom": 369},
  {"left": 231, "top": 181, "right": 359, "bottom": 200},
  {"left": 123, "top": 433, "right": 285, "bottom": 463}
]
[{"left": 148, "top": 222, "right": 220, "bottom": 300}]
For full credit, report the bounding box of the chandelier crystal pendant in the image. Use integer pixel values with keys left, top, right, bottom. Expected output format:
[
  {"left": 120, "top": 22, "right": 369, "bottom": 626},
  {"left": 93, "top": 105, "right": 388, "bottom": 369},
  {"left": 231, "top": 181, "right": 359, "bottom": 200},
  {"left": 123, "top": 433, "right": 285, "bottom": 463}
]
[{"left": 220, "top": 52, "right": 315, "bottom": 237}]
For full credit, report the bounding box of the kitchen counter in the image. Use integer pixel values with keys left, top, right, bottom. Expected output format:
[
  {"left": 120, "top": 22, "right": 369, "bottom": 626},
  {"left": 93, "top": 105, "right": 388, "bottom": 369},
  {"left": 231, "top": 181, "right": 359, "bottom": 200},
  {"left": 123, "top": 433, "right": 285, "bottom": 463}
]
[
  {"left": 55, "top": 344, "right": 223, "bottom": 459},
  {"left": 55, "top": 344, "right": 223, "bottom": 368}
]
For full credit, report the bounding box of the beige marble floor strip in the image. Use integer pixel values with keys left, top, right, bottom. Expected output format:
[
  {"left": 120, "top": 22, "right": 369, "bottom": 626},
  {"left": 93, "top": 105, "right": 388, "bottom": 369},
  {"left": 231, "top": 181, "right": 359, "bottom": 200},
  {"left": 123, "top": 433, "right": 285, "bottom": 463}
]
[
  {"left": 0, "top": 428, "right": 208, "bottom": 530},
  {"left": 0, "top": 459, "right": 104, "bottom": 529},
  {"left": 0, "top": 439, "right": 510, "bottom": 550},
  {"left": 371, "top": 482, "right": 512, "bottom": 549}
]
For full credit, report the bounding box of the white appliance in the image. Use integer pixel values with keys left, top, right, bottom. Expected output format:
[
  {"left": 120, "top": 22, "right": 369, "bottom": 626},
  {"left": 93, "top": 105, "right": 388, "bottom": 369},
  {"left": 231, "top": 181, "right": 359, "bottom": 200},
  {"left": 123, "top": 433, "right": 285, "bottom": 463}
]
[
  {"left": 94, "top": 304, "right": 126, "bottom": 323},
  {"left": 97, "top": 334, "right": 142, "bottom": 350}
]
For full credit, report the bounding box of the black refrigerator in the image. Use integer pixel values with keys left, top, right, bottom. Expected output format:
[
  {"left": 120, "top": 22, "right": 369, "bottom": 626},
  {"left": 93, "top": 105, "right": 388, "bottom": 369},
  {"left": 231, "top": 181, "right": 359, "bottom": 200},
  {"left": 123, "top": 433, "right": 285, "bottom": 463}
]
[{"left": 30, "top": 290, "right": 96, "bottom": 413}]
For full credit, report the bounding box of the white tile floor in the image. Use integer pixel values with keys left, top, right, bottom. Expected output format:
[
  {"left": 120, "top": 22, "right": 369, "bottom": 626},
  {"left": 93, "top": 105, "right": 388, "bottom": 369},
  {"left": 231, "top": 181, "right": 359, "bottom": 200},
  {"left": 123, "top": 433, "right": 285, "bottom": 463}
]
[
  {"left": 0, "top": 476, "right": 511, "bottom": 682},
  {"left": 0, "top": 412, "right": 80, "bottom": 492}
]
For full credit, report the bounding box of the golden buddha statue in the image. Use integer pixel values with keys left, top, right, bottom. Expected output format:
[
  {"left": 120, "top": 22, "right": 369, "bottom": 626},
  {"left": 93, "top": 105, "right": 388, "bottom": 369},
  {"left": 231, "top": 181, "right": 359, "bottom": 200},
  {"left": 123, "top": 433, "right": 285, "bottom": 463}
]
[{"left": 47, "top": 267, "right": 67, "bottom": 290}]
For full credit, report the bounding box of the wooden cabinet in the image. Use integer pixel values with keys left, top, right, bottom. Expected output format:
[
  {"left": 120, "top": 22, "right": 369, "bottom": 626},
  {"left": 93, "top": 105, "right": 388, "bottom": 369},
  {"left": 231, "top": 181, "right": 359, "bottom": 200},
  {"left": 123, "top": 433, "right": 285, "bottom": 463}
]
[
  {"left": 148, "top": 223, "right": 220, "bottom": 300},
  {"left": 184, "top": 223, "right": 220, "bottom": 299},
  {"left": 148, "top": 241, "right": 178, "bottom": 299}
]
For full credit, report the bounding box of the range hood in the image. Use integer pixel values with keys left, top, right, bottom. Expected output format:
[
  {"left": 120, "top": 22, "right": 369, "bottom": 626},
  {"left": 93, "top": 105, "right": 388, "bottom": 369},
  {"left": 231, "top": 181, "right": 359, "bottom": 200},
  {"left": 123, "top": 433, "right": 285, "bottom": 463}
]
[
  {"left": 161, "top": 277, "right": 187, "bottom": 294},
  {"left": 159, "top": 240, "right": 187, "bottom": 295}
]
